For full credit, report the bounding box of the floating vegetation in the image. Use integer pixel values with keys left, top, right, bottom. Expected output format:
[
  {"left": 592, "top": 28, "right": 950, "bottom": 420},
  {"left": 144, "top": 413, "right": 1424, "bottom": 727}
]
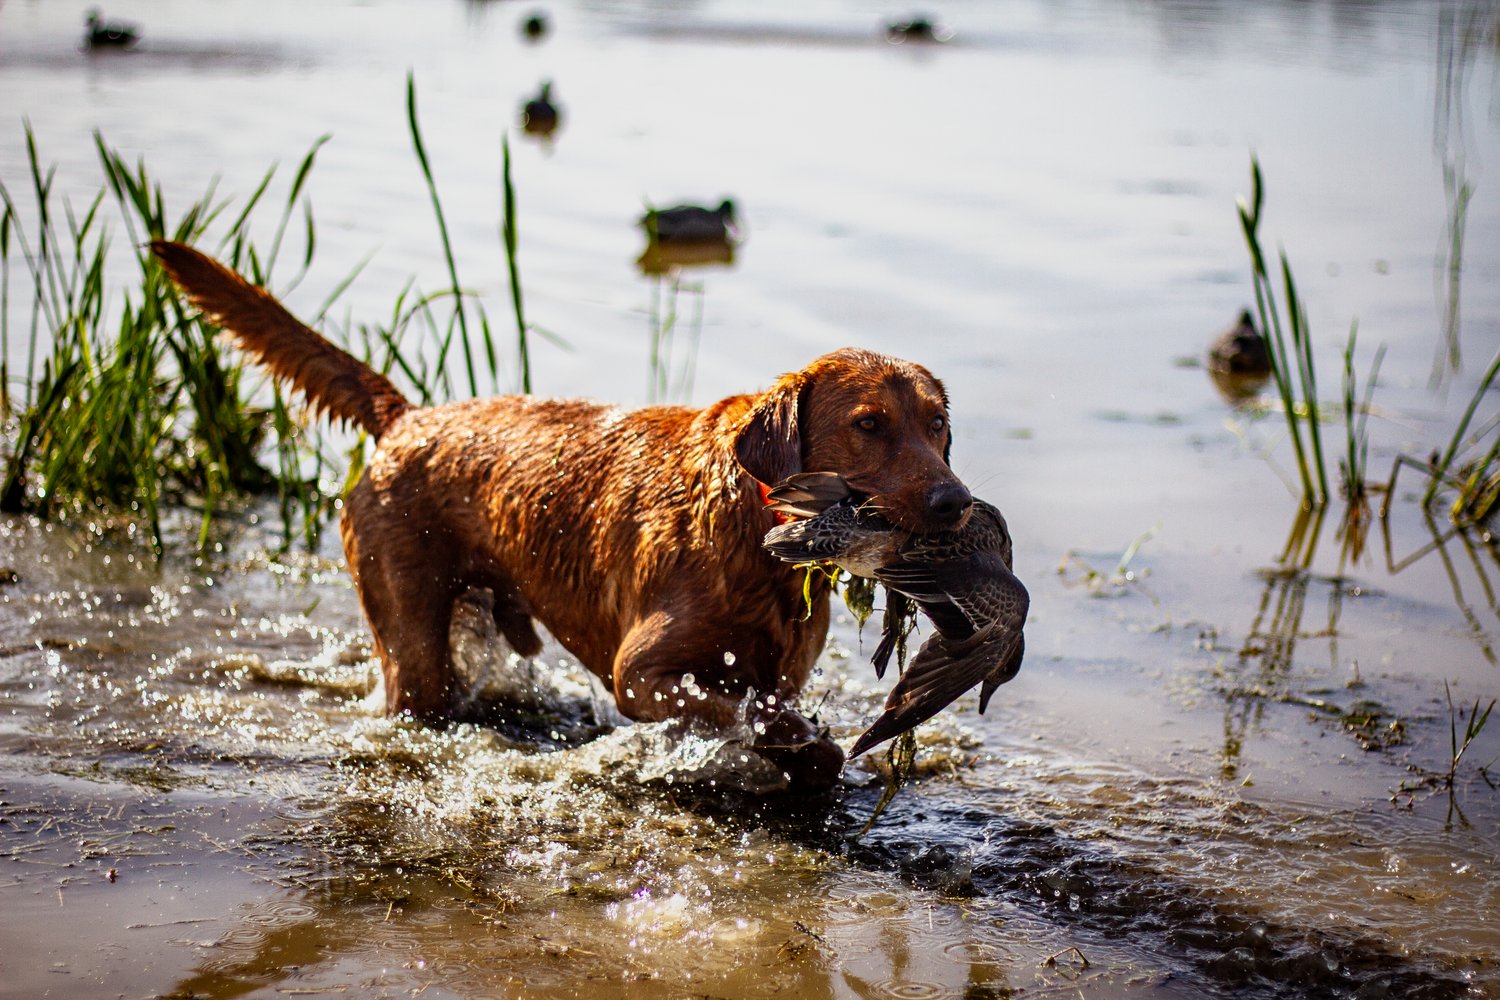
[{"left": 1057, "top": 524, "right": 1158, "bottom": 601}]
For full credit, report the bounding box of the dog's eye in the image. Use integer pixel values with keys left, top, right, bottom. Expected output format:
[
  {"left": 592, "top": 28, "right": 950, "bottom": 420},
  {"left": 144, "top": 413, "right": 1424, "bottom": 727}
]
[
  {"left": 930, "top": 415, "right": 946, "bottom": 433},
  {"left": 856, "top": 416, "right": 879, "bottom": 433}
]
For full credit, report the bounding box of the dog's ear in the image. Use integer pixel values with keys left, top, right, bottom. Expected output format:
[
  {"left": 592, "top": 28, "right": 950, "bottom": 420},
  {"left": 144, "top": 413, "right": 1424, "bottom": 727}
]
[{"left": 734, "top": 371, "right": 805, "bottom": 485}]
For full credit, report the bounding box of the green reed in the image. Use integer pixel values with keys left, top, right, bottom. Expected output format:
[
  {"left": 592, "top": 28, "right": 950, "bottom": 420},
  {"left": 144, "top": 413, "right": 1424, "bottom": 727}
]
[
  {"left": 1336, "top": 322, "right": 1384, "bottom": 563},
  {"left": 1426, "top": 347, "right": 1500, "bottom": 526},
  {"left": 2, "top": 80, "right": 541, "bottom": 553},
  {"left": 0, "top": 124, "right": 341, "bottom": 551},
  {"left": 1237, "top": 157, "right": 1329, "bottom": 509},
  {"left": 407, "top": 73, "right": 479, "bottom": 398},
  {"left": 1445, "top": 681, "right": 1495, "bottom": 789},
  {"left": 501, "top": 135, "right": 532, "bottom": 394}
]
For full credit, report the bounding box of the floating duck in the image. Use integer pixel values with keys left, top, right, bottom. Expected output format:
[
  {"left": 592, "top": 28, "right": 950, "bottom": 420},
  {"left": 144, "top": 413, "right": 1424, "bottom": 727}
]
[
  {"left": 763, "top": 472, "right": 1028, "bottom": 758},
  {"left": 521, "top": 11, "right": 549, "bottom": 41},
  {"left": 520, "top": 81, "right": 561, "bottom": 138},
  {"left": 85, "top": 8, "right": 139, "bottom": 49},
  {"left": 639, "top": 198, "right": 739, "bottom": 245},
  {"left": 885, "top": 15, "right": 950, "bottom": 43},
  {"left": 1207, "top": 308, "right": 1272, "bottom": 402}
]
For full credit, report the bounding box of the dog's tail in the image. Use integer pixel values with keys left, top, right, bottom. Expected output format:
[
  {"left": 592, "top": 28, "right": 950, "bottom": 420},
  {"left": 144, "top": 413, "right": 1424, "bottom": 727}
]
[{"left": 151, "top": 240, "right": 411, "bottom": 440}]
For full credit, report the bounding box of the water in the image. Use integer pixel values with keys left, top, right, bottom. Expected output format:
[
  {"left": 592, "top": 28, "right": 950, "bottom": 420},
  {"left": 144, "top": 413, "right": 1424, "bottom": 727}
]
[{"left": 2, "top": 0, "right": 1499, "bottom": 997}]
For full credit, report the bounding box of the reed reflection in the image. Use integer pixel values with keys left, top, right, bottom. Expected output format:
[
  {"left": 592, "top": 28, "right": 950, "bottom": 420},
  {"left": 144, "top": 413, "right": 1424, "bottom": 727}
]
[{"left": 1218, "top": 509, "right": 1405, "bottom": 778}]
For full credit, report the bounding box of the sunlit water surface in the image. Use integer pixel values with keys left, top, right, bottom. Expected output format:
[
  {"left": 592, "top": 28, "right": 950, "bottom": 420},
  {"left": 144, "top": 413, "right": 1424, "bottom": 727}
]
[{"left": 2, "top": 1, "right": 1499, "bottom": 997}]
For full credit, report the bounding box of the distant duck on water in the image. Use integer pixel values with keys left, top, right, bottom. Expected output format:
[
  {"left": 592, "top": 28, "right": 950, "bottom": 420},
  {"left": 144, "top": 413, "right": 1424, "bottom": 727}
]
[
  {"left": 639, "top": 199, "right": 739, "bottom": 245},
  {"left": 1206, "top": 308, "right": 1272, "bottom": 402},
  {"left": 85, "top": 8, "right": 139, "bottom": 49},
  {"left": 521, "top": 11, "right": 549, "bottom": 41},
  {"left": 520, "top": 81, "right": 561, "bottom": 138},
  {"left": 885, "top": 15, "right": 951, "bottom": 43}
]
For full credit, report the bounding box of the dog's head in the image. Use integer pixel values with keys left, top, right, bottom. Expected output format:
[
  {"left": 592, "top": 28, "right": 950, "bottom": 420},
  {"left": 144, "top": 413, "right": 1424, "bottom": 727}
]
[{"left": 735, "top": 348, "right": 971, "bottom": 533}]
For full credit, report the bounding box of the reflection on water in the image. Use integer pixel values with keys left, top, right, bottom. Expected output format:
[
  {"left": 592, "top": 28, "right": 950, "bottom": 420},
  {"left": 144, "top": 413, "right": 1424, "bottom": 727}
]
[
  {"left": 1, "top": 512, "right": 1494, "bottom": 998},
  {"left": 1383, "top": 505, "right": 1500, "bottom": 666},
  {"left": 1430, "top": 0, "right": 1491, "bottom": 383}
]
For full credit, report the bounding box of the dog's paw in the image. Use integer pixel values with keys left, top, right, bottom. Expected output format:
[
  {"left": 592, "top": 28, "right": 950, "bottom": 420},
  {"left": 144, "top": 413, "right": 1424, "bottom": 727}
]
[{"left": 752, "top": 706, "right": 844, "bottom": 791}]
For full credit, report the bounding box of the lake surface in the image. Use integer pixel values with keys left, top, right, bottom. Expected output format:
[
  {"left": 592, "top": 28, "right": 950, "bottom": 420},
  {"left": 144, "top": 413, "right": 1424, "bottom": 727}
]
[{"left": 2, "top": 0, "right": 1499, "bottom": 997}]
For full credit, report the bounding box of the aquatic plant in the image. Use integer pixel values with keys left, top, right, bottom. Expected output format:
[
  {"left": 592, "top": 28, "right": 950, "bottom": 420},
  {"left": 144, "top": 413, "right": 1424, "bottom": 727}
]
[
  {"left": 1426, "top": 347, "right": 1500, "bottom": 527},
  {"left": 1336, "top": 323, "right": 1384, "bottom": 564},
  {"left": 500, "top": 135, "right": 533, "bottom": 395},
  {"left": 0, "top": 123, "right": 327, "bottom": 551},
  {"left": 1237, "top": 157, "right": 1329, "bottom": 510},
  {"left": 1, "top": 82, "right": 543, "bottom": 552},
  {"left": 1445, "top": 681, "right": 1495, "bottom": 789},
  {"left": 406, "top": 73, "right": 502, "bottom": 400}
]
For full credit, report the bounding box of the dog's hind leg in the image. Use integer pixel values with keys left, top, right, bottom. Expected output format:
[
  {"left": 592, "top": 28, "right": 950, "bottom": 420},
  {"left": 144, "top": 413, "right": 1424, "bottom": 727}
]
[
  {"left": 468, "top": 567, "right": 543, "bottom": 658},
  {"left": 340, "top": 493, "right": 462, "bottom": 721}
]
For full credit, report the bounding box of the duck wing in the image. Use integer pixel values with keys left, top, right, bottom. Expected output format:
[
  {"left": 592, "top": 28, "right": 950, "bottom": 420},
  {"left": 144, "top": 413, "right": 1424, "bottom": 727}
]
[
  {"left": 764, "top": 471, "right": 853, "bottom": 519},
  {"left": 847, "top": 624, "right": 1025, "bottom": 759},
  {"left": 978, "top": 631, "right": 1025, "bottom": 713},
  {"left": 763, "top": 504, "right": 863, "bottom": 563},
  {"left": 870, "top": 590, "right": 914, "bottom": 680},
  {"left": 874, "top": 502, "right": 1024, "bottom": 639},
  {"left": 899, "top": 500, "right": 1013, "bottom": 567}
]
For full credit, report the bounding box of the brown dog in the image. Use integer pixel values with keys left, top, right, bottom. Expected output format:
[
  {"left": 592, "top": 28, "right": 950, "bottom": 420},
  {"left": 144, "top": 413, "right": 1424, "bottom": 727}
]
[{"left": 151, "top": 241, "right": 972, "bottom": 786}]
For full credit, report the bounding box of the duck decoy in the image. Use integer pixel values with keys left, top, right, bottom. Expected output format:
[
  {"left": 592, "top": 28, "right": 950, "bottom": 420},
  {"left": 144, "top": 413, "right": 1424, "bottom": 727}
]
[
  {"left": 85, "top": 8, "right": 139, "bottom": 49},
  {"left": 1207, "top": 308, "right": 1272, "bottom": 402},
  {"left": 520, "top": 81, "right": 561, "bottom": 138},
  {"left": 638, "top": 198, "right": 739, "bottom": 246},
  {"left": 763, "top": 472, "right": 1028, "bottom": 758},
  {"left": 885, "top": 15, "right": 949, "bottom": 43},
  {"left": 521, "top": 11, "right": 549, "bottom": 41}
]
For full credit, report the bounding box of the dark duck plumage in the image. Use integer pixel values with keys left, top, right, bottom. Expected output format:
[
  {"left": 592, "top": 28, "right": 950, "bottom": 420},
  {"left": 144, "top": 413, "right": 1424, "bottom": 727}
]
[
  {"left": 520, "top": 81, "right": 561, "bottom": 137},
  {"left": 85, "top": 9, "right": 139, "bottom": 49},
  {"left": 763, "top": 472, "right": 1028, "bottom": 758},
  {"left": 639, "top": 199, "right": 739, "bottom": 245},
  {"left": 1206, "top": 308, "right": 1272, "bottom": 402}
]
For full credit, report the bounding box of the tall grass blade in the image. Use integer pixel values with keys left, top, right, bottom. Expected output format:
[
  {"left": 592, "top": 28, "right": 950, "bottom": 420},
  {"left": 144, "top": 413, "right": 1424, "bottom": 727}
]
[
  {"left": 1235, "top": 156, "right": 1375, "bottom": 516},
  {"left": 406, "top": 73, "right": 477, "bottom": 397},
  {"left": 501, "top": 134, "right": 531, "bottom": 394}
]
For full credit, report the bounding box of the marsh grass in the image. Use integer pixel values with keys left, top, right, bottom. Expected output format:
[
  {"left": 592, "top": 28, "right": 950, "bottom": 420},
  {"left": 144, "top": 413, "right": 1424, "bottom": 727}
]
[
  {"left": 1426, "top": 347, "right": 1500, "bottom": 527},
  {"left": 1238, "top": 157, "right": 1329, "bottom": 510},
  {"left": 1, "top": 82, "right": 540, "bottom": 553},
  {"left": 645, "top": 274, "right": 705, "bottom": 404},
  {"left": 1337, "top": 324, "right": 1384, "bottom": 565},
  {"left": 1445, "top": 681, "right": 1495, "bottom": 789},
  {"left": 0, "top": 123, "right": 320, "bottom": 551}
]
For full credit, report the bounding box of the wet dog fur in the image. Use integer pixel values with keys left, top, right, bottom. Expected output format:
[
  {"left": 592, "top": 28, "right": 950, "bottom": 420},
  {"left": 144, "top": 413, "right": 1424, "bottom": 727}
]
[{"left": 151, "top": 240, "right": 973, "bottom": 786}]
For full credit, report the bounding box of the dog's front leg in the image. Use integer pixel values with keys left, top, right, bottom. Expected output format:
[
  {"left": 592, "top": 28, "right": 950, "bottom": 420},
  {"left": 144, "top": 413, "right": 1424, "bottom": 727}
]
[{"left": 611, "top": 609, "right": 844, "bottom": 789}]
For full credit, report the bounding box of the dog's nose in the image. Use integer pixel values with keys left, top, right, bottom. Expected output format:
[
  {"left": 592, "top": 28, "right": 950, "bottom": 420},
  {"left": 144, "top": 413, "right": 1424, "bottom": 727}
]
[{"left": 927, "top": 481, "right": 973, "bottom": 526}]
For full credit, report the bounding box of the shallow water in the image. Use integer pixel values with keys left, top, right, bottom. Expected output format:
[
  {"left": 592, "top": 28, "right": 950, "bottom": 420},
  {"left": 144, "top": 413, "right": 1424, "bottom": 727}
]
[{"left": 3, "top": 1, "right": 1500, "bottom": 997}]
